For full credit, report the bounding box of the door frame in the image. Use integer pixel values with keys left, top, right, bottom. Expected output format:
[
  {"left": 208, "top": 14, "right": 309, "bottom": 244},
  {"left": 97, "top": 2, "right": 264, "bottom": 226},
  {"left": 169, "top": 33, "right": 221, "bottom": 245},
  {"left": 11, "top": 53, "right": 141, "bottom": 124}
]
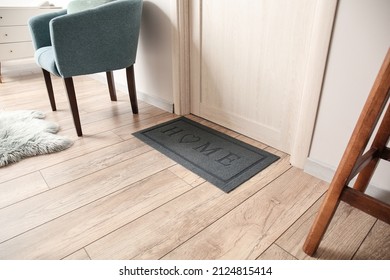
[
  {"left": 171, "top": 0, "right": 191, "bottom": 115},
  {"left": 171, "top": 0, "right": 338, "bottom": 168},
  {"left": 288, "top": 0, "right": 338, "bottom": 167}
]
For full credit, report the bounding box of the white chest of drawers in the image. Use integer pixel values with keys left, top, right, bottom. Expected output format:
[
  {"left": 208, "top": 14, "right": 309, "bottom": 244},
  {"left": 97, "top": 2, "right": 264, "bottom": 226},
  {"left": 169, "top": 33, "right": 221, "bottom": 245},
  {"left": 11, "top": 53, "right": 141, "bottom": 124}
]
[{"left": 0, "top": 6, "right": 62, "bottom": 81}]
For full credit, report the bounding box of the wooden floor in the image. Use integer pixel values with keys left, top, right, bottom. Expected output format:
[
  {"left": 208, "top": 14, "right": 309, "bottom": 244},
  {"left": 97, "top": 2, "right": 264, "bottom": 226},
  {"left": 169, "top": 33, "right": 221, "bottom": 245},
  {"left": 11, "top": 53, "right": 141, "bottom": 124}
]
[{"left": 0, "top": 60, "right": 389, "bottom": 260}]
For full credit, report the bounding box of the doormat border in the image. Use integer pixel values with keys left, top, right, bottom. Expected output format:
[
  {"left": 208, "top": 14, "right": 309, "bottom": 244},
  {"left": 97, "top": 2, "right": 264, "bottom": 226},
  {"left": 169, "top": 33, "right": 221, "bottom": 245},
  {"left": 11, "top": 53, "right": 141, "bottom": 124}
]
[{"left": 133, "top": 117, "right": 279, "bottom": 192}]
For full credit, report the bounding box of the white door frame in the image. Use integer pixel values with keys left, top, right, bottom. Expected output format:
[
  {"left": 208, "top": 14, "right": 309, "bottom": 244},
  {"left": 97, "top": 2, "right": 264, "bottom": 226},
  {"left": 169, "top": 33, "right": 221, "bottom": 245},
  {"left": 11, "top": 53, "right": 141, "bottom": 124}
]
[
  {"left": 171, "top": 0, "right": 338, "bottom": 168},
  {"left": 170, "top": 0, "right": 191, "bottom": 115},
  {"left": 288, "top": 0, "right": 338, "bottom": 167}
]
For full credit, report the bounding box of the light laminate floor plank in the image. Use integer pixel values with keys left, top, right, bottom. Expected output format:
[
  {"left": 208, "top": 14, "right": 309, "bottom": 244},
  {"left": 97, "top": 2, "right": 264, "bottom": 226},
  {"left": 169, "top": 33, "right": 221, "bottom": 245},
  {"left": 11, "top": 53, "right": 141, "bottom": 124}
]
[
  {"left": 353, "top": 220, "right": 390, "bottom": 260},
  {"left": 0, "top": 170, "right": 190, "bottom": 259},
  {"left": 276, "top": 198, "right": 377, "bottom": 260},
  {"left": 1, "top": 65, "right": 388, "bottom": 260},
  {"left": 0, "top": 172, "right": 49, "bottom": 209},
  {"left": 257, "top": 244, "right": 297, "bottom": 260},
  {"left": 40, "top": 138, "right": 152, "bottom": 189},
  {"left": 0, "top": 131, "right": 123, "bottom": 184},
  {"left": 85, "top": 149, "right": 291, "bottom": 259},
  {"left": 162, "top": 168, "right": 327, "bottom": 259},
  {"left": 63, "top": 249, "right": 91, "bottom": 260},
  {"left": 0, "top": 150, "right": 175, "bottom": 244}
]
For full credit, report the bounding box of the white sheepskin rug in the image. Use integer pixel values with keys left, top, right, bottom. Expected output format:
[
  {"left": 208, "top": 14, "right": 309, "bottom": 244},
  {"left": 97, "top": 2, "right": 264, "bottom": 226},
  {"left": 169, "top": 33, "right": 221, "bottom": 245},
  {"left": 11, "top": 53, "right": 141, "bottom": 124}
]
[{"left": 0, "top": 110, "right": 73, "bottom": 167}]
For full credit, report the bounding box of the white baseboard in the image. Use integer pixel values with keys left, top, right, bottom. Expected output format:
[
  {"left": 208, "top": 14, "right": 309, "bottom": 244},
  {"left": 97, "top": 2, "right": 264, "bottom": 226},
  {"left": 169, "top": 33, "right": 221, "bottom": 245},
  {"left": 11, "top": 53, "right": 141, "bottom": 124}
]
[
  {"left": 304, "top": 158, "right": 335, "bottom": 183},
  {"left": 136, "top": 91, "right": 174, "bottom": 113},
  {"left": 89, "top": 73, "right": 174, "bottom": 113},
  {"left": 304, "top": 158, "right": 390, "bottom": 204}
]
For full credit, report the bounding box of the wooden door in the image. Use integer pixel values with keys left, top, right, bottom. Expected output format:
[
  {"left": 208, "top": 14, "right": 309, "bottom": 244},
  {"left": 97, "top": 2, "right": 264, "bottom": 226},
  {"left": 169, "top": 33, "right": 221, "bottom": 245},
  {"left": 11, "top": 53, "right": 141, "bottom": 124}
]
[{"left": 188, "top": 0, "right": 337, "bottom": 164}]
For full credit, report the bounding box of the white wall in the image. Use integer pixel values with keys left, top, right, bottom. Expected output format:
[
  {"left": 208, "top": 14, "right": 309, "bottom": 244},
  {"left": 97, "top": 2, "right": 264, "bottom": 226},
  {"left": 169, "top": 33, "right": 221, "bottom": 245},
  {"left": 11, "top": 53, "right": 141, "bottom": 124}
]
[
  {"left": 50, "top": 0, "right": 69, "bottom": 7},
  {"left": 305, "top": 0, "right": 390, "bottom": 202},
  {"left": 1, "top": 0, "right": 69, "bottom": 7},
  {"left": 112, "top": 0, "right": 174, "bottom": 112}
]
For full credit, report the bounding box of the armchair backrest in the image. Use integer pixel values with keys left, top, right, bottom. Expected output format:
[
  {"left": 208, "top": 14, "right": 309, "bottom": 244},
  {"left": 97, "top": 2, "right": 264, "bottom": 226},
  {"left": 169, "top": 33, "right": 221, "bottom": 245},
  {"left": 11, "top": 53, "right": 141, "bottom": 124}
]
[
  {"left": 29, "top": 9, "right": 67, "bottom": 50},
  {"left": 49, "top": 0, "right": 143, "bottom": 77},
  {"left": 67, "top": 0, "right": 117, "bottom": 14}
]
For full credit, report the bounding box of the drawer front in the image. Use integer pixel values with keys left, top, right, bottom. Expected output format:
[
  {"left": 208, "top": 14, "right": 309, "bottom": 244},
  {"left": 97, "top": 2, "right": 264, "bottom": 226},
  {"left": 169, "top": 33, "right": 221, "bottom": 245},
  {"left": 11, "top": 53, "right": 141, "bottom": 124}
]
[
  {"left": 0, "top": 8, "right": 61, "bottom": 26},
  {"left": 0, "top": 26, "right": 31, "bottom": 43},
  {"left": 0, "top": 41, "right": 34, "bottom": 60}
]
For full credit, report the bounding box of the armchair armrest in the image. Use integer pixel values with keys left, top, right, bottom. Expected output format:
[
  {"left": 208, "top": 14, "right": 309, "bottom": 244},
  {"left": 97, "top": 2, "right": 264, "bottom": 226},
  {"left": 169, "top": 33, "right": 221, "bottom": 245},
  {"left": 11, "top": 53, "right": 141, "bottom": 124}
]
[
  {"left": 49, "top": 0, "right": 142, "bottom": 78},
  {"left": 28, "top": 10, "right": 67, "bottom": 50}
]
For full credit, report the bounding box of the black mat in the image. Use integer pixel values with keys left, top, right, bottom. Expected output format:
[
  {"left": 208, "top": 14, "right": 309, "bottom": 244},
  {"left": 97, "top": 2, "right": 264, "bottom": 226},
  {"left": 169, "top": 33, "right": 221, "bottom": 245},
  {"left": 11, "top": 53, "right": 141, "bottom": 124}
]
[{"left": 133, "top": 117, "right": 279, "bottom": 192}]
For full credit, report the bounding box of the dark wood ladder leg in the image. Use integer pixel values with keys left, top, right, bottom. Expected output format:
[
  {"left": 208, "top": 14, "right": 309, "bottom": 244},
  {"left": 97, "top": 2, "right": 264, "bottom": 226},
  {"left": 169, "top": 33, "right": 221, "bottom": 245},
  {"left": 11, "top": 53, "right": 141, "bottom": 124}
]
[
  {"left": 353, "top": 104, "right": 390, "bottom": 192},
  {"left": 126, "top": 65, "right": 138, "bottom": 114},
  {"left": 42, "top": 69, "right": 57, "bottom": 111},
  {"left": 302, "top": 48, "right": 390, "bottom": 256},
  {"left": 64, "top": 77, "right": 82, "bottom": 136},
  {"left": 106, "top": 71, "right": 117, "bottom": 101}
]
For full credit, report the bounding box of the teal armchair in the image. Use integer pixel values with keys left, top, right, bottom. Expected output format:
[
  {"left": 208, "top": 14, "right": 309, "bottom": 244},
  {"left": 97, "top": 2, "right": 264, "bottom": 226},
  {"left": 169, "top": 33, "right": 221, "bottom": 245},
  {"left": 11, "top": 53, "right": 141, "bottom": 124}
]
[{"left": 28, "top": 0, "right": 143, "bottom": 136}]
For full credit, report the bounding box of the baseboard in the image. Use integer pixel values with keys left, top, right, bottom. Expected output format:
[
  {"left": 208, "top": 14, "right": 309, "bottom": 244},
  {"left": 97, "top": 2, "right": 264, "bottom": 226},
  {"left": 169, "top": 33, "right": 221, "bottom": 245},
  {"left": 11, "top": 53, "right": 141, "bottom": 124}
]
[
  {"left": 89, "top": 73, "right": 174, "bottom": 113},
  {"left": 304, "top": 158, "right": 335, "bottom": 183},
  {"left": 304, "top": 158, "right": 390, "bottom": 204},
  {"left": 136, "top": 91, "right": 174, "bottom": 113}
]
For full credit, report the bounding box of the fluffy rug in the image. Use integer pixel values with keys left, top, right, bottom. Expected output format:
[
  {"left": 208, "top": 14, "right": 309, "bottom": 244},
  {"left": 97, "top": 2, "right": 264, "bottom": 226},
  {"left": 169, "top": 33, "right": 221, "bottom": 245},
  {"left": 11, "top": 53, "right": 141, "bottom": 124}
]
[{"left": 0, "top": 110, "right": 73, "bottom": 167}]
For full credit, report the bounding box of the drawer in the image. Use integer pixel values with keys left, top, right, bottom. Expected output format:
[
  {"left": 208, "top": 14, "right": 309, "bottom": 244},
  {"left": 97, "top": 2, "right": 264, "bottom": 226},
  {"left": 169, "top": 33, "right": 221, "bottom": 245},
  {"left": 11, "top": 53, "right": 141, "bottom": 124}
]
[
  {"left": 0, "top": 41, "right": 34, "bottom": 60},
  {"left": 0, "top": 26, "right": 31, "bottom": 43},
  {"left": 0, "top": 8, "right": 61, "bottom": 26}
]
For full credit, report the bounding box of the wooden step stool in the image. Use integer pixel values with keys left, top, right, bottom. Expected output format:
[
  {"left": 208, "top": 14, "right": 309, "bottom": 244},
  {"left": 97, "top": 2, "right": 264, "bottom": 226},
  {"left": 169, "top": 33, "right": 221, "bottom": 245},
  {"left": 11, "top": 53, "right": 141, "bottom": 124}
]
[{"left": 303, "top": 48, "right": 390, "bottom": 256}]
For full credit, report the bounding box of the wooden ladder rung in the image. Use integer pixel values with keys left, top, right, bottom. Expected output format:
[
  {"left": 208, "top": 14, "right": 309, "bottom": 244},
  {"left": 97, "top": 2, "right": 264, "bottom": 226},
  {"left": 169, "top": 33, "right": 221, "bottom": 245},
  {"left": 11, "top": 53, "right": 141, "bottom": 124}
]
[
  {"left": 348, "top": 147, "right": 379, "bottom": 180},
  {"left": 340, "top": 187, "right": 390, "bottom": 224},
  {"left": 381, "top": 147, "right": 390, "bottom": 161}
]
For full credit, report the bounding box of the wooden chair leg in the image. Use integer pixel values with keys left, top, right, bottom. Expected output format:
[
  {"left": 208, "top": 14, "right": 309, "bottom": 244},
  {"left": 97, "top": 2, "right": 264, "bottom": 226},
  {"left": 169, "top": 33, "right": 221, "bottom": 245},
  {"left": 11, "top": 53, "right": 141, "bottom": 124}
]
[
  {"left": 126, "top": 65, "right": 138, "bottom": 114},
  {"left": 302, "top": 48, "right": 390, "bottom": 256},
  {"left": 106, "top": 71, "right": 117, "bottom": 101},
  {"left": 64, "top": 77, "right": 82, "bottom": 137},
  {"left": 42, "top": 69, "right": 57, "bottom": 111}
]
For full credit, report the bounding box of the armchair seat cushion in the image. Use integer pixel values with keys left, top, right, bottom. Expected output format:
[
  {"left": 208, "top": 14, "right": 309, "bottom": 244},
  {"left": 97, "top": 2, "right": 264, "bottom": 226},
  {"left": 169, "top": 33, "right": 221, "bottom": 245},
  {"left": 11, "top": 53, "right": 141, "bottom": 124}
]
[{"left": 35, "top": 47, "right": 60, "bottom": 76}]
